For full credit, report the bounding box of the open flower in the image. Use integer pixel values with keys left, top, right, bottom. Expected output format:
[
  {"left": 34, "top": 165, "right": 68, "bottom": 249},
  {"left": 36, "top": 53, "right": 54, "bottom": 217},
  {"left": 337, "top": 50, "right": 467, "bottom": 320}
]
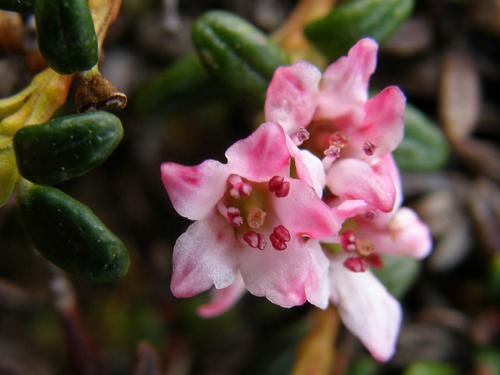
[
  {"left": 161, "top": 122, "right": 339, "bottom": 309},
  {"left": 327, "top": 155, "right": 432, "bottom": 362},
  {"left": 265, "top": 38, "right": 405, "bottom": 213}
]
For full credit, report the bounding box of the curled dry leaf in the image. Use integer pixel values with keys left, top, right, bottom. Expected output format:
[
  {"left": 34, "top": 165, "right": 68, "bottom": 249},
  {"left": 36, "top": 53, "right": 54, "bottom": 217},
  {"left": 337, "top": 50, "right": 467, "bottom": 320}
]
[
  {"left": 75, "top": 69, "right": 127, "bottom": 112},
  {"left": 439, "top": 51, "right": 481, "bottom": 143},
  {"left": 469, "top": 178, "right": 500, "bottom": 257},
  {"left": 383, "top": 17, "right": 432, "bottom": 57}
]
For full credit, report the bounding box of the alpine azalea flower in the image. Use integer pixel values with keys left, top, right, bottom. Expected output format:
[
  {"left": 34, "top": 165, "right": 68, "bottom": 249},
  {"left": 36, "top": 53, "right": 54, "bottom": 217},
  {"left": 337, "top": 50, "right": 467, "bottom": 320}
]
[
  {"left": 161, "top": 122, "right": 339, "bottom": 310},
  {"left": 327, "top": 155, "right": 432, "bottom": 361},
  {"left": 265, "top": 37, "right": 406, "bottom": 213}
]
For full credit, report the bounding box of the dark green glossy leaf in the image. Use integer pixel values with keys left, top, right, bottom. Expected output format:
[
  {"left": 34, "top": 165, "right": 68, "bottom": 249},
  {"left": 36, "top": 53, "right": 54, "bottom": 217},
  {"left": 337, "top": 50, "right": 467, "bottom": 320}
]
[
  {"left": 192, "top": 10, "right": 289, "bottom": 106},
  {"left": 35, "top": 0, "right": 98, "bottom": 74},
  {"left": 14, "top": 111, "right": 123, "bottom": 184},
  {"left": 0, "top": 0, "right": 34, "bottom": 12},
  {"left": 373, "top": 255, "right": 420, "bottom": 298},
  {"left": 394, "top": 104, "right": 449, "bottom": 172},
  {"left": 305, "top": 0, "right": 414, "bottom": 60},
  {"left": 17, "top": 182, "right": 129, "bottom": 281},
  {"left": 134, "top": 54, "right": 219, "bottom": 115}
]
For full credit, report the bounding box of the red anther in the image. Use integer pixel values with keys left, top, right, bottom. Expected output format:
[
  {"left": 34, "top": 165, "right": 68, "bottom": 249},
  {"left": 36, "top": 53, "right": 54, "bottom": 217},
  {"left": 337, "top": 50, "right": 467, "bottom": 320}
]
[
  {"left": 243, "top": 231, "right": 266, "bottom": 250},
  {"left": 340, "top": 230, "right": 357, "bottom": 252},
  {"left": 269, "top": 233, "right": 287, "bottom": 251},
  {"left": 275, "top": 181, "right": 290, "bottom": 197},
  {"left": 365, "top": 253, "right": 383, "bottom": 269},
  {"left": 268, "top": 175, "right": 284, "bottom": 191},
  {"left": 329, "top": 132, "right": 348, "bottom": 148},
  {"left": 363, "top": 141, "right": 376, "bottom": 156},
  {"left": 273, "top": 225, "right": 291, "bottom": 242},
  {"left": 227, "top": 207, "right": 243, "bottom": 226},
  {"left": 343, "top": 257, "right": 367, "bottom": 272},
  {"left": 323, "top": 145, "right": 341, "bottom": 159},
  {"left": 268, "top": 176, "right": 290, "bottom": 197},
  {"left": 228, "top": 175, "right": 252, "bottom": 198},
  {"left": 294, "top": 127, "right": 310, "bottom": 145}
]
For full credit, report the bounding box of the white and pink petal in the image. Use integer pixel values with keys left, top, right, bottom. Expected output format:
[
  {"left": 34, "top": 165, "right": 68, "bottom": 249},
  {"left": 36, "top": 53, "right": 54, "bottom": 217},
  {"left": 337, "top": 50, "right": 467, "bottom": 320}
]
[
  {"left": 197, "top": 274, "right": 246, "bottom": 318},
  {"left": 225, "top": 122, "right": 290, "bottom": 182},
  {"left": 265, "top": 61, "right": 321, "bottom": 135},
  {"left": 330, "top": 255, "right": 402, "bottom": 362},
  {"left": 170, "top": 213, "right": 238, "bottom": 298},
  {"left": 161, "top": 159, "right": 228, "bottom": 221}
]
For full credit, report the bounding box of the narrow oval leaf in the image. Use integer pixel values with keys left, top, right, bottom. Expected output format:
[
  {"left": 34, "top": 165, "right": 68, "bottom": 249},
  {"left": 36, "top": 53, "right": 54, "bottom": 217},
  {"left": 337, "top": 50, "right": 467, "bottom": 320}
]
[
  {"left": 134, "top": 54, "right": 218, "bottom": 116},
  {"left": 373, "top": 255, "right": 420, "bottom": 298},
  {"left": 304, "top": 0, "right": 415, "bottom": 60},
  {"left": 404, "top": 362, "right": 458, "bottom": 375},
  {"left": 14, "top": 111, "right": 123, "bottom": 185},
  {"left": 394, "top": 103, "right": 449, "bottom": 172},
  {"left": 35, "top": 0, "right": 98, "bottom": 74},
  {"left": 192, "top": 10, "right": 289, "bottom": 106},
  {"left": 0, "top": 0, "right": 34, "bottom": 12},
  {"left": 17, "top": 182, "right": 129, "bottom": 281}
]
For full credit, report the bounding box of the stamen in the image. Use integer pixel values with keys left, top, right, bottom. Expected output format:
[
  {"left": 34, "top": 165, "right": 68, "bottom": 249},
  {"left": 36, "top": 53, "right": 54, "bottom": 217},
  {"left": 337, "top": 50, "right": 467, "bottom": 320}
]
[
  {"left": 243, "top": 231, "right": 266, "bottom": 250},
  {"left": 343, "top": 257, "right": 367, "bottom": 272},
  {"left": 365, "top": 253, "right": 383, "bottom": 269},
  {"left": 268, "top": 176, "right": 290, "bottom": 197},
  {"left": 363, "top": 141, "right": 376, "bottom": 156},
  {"left": 227, "top": 207, "right": 243, "bottom": 227},
  {"left": 340, "top": 230, "right": 357, "bottom": 252},
  {"left": 270, "top": 225, "right": 291, "bottom": 251},
  {"left": 247, "top": 207, "right": 266, "bottom": 229},
  {"left": 329, "top": 132, "right": 349, "bottom": 148},
  {"left": 293, "top": 127, "right": 310, "bottom": 145},
  {"left": 228, "top": 175, "right": 252, "bottom": 199}
]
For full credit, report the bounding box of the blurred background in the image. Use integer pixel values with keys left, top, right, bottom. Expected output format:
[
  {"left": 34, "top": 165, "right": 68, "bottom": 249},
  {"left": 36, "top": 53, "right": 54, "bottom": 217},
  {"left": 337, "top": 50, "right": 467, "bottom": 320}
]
[{"left": 0, "top": 0, "right": 499, "bottom": 374}]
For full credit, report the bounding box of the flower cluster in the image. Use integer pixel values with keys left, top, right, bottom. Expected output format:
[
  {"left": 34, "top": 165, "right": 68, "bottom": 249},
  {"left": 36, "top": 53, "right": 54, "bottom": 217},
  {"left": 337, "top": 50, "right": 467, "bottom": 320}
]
[{"left": 161, "top": 38, "right": 431, "bottom": 362}]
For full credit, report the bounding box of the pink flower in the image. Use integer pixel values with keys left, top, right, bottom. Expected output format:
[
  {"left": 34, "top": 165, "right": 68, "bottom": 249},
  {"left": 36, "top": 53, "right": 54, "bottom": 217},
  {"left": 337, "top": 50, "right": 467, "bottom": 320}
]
[
  {"left": 161, "top": 122, "right": 339, "bottom": 309},
  {"left": 265, "top": 38, "right": 406, "bottom": 213},
  {"left": 327, "top": 155, "right": 431, "bottom": 362}
]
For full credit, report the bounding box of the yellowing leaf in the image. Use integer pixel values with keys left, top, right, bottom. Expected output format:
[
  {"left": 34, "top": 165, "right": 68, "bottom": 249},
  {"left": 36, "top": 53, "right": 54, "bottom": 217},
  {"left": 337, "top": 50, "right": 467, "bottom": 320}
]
[{"left": 292, "top": 308, "right": 339, "bottom": 375}]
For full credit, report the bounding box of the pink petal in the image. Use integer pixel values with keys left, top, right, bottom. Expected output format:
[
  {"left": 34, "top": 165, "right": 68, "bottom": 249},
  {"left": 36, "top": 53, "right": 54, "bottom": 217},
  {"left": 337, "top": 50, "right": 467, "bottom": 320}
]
[
  {"left": 170, "top": 213, "right": 238, "bottom": 298},
  {"left": 273, "top": 179, "right": 341, "bottom": 239},
  {"left": 225, "top": 122, "right": 290, "bottom": 182},
  {"left": 239, "top": 237, "right": 329, "bottom": 308},
  {"left": 355, "top": 86, "right": 406, "bottom": 158},
  {"left": 287, "top": 137, "right": 325, "bottom": 197},
  {"left": 197, "top": 274, "right": 246, "bottom": 318},
  {"left": 332, "top": 199, "right": 371, "bottom": 221},
  {"left": 161, "top": 160, "right": 228, "bottom": 220},
  {"left": 330, "top": 255, "right": 402, "bottom": 362},
  {"left": 317, "top": 38, "right": 378, "bottom": 122},
  {"left": 356, "top": 207, "right": 432, "bottom": 259},
  {"left": 265, "top": 61, "right": 321, "bottom": 134},
  {"left": 326, "top": 158, "right": 396, "bottom": 213}
]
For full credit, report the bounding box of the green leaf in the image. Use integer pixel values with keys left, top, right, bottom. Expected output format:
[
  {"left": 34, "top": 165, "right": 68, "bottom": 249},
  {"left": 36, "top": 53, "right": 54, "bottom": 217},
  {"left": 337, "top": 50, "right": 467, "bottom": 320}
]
[
  {"left": 192, "top": 10, "right": 289, "bottom": 106},
  {"left": 305, "top": 0, "right": 414, "bottom": 60},
  {"left": 373, "top": 255, "right": 420, "bottom": 298},
  {"left": 14, "top": 111, "right": 123, "bottom": 185},
  {"left": 394, "top": 104, "right": 449, "bottom": 172},
  {"left": 17, "top": 181, "right": 129, "bottom": 281},
  {"left": 35, "top": 0, "right": 98, "bottom": 74},
  {"left": 134, "top": 54, "right": 219, "bottom": 116},
  {"left": 0, "top": 0, "right": 34, "bottom": 12},
  {"left": 404, "top": 362, "right": 458, "bottom": 375}
]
